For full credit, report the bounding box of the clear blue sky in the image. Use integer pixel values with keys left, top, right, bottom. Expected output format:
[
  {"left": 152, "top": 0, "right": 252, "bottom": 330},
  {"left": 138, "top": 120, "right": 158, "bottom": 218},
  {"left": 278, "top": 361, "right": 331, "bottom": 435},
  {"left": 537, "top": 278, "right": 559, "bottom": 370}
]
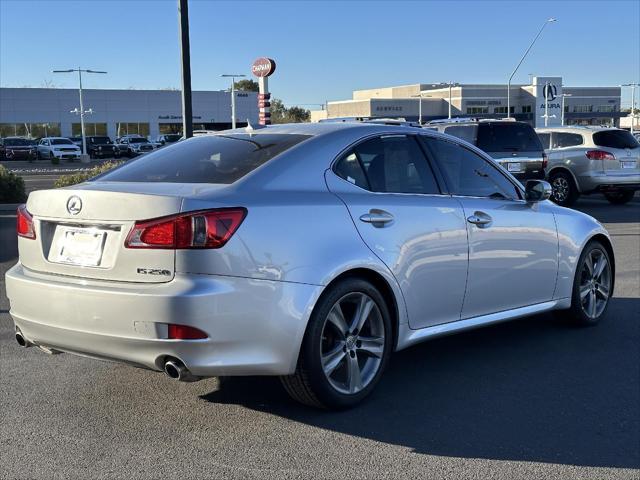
[{"left": 1, "top": 0, "right": 639, "bottom": 108}]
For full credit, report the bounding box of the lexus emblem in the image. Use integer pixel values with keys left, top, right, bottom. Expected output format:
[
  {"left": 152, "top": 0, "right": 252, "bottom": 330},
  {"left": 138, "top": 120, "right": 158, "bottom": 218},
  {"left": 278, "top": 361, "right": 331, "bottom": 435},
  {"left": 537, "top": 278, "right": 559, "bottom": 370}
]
[{"left": 66, "top": 196, "right": 82, "bottom": 215}]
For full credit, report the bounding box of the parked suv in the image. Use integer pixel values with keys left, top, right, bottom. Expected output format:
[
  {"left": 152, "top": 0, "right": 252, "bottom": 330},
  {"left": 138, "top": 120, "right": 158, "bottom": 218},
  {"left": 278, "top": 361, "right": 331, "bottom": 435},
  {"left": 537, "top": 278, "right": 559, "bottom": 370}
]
[
  {"left": 536, "top": 127, "right": 639, "bottom": 206},
  {"left": 85, "top": 136, "right": 119, "bottom": 159},
  {"left": 155, "top": 134, "right": 182, "bottom": 146},
  {"left": 428, "top": 120, "right": 546, "bottom": 182},
  {"left": 37, "top": 137, "right": 81, "bottom": 161},
  {"left": 118, "top": 136, "right": 155, "bottom": 157},
  {"left": 0, "top": 137, "right": 37, "bottom": 161}
]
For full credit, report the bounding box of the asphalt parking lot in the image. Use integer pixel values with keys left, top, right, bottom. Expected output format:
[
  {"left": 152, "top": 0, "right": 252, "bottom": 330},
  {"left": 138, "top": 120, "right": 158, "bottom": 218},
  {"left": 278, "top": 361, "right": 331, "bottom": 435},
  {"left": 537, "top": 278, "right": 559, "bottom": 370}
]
[{"left": 0, "top": 192, "right": 638, "bottom": 479}]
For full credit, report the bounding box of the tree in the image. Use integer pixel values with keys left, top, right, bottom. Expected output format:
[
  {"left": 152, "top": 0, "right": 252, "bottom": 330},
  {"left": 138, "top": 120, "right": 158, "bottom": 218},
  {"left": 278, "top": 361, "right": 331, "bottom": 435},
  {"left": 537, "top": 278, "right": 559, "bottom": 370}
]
[
  {"left": 234, "top": 79, "right": 259, "bottom": 92},
  {"left": 270, "top": 98, "right": 311, "bottom": 124}
]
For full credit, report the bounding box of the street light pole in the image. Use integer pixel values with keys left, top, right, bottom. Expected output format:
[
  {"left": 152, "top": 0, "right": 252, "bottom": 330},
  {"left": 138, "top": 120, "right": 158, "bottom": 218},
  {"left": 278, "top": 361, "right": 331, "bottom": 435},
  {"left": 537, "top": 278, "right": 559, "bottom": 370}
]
[
  {"left": 507, "top": 18, "right": 556, "bottom": 120},
  {"left": 53, "top": 67, "right": 107, "bottom": 158},
  {"left": 178, "top": 0, "right": 193, "bottom": 138},
  {"left": 560, "top": 93, "right": 572, "bottom": 126},
  {"left": 221, "top": 74, "right": 246, "bottom": 129},
  {"left": 621, "top": 83, "right": 639, "bottom": 134}
]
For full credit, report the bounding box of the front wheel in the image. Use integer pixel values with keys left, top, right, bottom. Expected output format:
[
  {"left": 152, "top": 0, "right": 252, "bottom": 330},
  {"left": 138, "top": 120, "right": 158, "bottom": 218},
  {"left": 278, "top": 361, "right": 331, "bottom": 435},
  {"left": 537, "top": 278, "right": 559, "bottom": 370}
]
[
  {"left": 549, "top": 171, "right": 579, "bottom": 207},
  {"left": 281, "top": 278, "right": 392, "bottom": 409},
  {"left": 562, "top": 241, "right": 613, "bottom": 326},
  {"left": 604, "top": 190, "right": 635, "bottom": 205}
]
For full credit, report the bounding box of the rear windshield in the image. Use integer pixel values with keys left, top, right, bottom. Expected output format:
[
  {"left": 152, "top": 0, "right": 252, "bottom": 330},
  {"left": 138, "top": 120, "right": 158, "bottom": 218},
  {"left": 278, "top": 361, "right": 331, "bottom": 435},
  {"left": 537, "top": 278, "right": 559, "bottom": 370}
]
[
  {"left": 593, "top": 130, "right": 639, "bottom": 149},
  {"left": 51, "top": 139, "right": 74, "bottom": 145},
  {"left": 99, "top": 133, "right": 311, "bottom": 184},
  {"left": 476, "top": 123, "right": 543, "bottom": 153}
]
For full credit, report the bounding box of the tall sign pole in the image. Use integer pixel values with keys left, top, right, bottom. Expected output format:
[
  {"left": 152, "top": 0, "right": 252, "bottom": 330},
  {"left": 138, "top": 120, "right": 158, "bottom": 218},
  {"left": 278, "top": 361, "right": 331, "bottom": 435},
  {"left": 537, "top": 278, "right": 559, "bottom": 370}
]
[
  {"left": 178, "top": 0, "right": 193, "bottom": 138},
  {"left": 252, "top": 57, "right": 276, "bottom": 125}
]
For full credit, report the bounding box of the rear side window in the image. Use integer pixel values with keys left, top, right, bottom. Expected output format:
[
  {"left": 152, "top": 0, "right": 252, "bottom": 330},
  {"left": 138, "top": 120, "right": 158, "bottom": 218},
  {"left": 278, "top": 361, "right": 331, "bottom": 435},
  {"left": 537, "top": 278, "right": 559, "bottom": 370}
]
[
  {"left": 553, "top": 132, "right": 583, "bottom": 148},
  {"left": 476, "top": 123, "right": 543, "bottom": 153},
  {"left": 443, "top": 125, "right": 478, "bottom": 145},
  {"left": 593, "top": 130, "right": 639, "bottom": 149},
  {"left": 423, "top": 137, "right": 520, "bottom": 200},
  {"left": 537, "top": 133, "right": 551, "bottom": 149},
  {"left": 99, "top": 134, "right": 310, "bottom": 184}
]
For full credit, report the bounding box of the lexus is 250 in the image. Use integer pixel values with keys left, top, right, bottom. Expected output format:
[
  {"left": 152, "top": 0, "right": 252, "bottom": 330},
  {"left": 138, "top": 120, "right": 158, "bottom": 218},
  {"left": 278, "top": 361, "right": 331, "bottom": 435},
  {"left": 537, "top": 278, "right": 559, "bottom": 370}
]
[{"left": 6, "top": 123, "right": 614, "bottom": 409}]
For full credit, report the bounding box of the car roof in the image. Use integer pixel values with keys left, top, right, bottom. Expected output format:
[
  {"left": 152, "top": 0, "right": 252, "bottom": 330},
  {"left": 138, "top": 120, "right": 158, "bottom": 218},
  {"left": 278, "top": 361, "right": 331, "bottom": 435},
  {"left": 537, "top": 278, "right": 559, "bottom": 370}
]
[{"left": 535, "top": 126, "right": 620, "bottom": 133}]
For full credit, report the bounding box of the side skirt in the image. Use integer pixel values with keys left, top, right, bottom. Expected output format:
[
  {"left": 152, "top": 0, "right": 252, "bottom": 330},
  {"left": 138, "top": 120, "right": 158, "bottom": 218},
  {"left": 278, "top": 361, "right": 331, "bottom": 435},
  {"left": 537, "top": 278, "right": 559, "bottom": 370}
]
[{"left": 395, "top": 300, "right": 567, "bottom": 351}]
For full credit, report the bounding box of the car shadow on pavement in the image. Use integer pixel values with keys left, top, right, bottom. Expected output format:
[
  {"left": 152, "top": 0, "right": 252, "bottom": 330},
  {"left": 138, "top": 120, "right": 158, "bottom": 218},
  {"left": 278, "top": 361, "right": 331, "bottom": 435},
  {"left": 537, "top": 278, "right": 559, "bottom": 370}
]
[
  {"left": 201, "top": 297, "right": 640, "bottom": 469},
  {"left": 574, "top": 195, "right": 639, "bottom": 224}
]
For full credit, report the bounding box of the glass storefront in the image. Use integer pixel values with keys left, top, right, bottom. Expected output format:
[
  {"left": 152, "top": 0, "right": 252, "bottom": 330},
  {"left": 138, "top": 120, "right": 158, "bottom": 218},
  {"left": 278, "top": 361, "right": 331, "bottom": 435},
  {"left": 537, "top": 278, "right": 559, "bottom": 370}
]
[
  {"left": 159, "top": 123, "right": 183, "bottom": 135},
  {"left": 0, "top": 123, "right": 61, "bottom": 138},
  {"left": 116, "top": 122, "right": 150, "bottom": 137},
  {"left": 72, "top": 123, "right": 108, "bottom": 136}
]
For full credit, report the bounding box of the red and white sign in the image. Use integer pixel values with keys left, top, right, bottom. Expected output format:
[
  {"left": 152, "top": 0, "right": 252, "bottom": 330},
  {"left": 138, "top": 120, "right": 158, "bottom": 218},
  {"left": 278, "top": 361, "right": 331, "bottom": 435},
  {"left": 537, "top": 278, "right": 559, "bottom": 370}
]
[
  {"left": 251, "top": 58, "right": 276, "bottom": 78},
  {"left": 258, "top": 100, "right": 271, "bottom": 109},
  {"left": 257, "top": 93, "right": 271, "bottom": 100}
]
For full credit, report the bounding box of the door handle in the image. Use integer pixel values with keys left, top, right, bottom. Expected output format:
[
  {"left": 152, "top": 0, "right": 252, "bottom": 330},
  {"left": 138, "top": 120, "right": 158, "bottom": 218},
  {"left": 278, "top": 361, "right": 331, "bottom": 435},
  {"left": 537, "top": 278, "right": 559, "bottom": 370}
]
[
  {"left": 359, "top": 209, "right": 394, "bottom": 227},
  {"left": 466, "top": 211, "right": 492, "bottom": 227}
]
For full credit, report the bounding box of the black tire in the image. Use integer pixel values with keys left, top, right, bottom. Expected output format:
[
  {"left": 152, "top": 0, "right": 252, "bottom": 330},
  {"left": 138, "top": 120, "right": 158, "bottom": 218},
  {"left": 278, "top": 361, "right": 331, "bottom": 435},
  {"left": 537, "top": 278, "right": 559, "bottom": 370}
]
[
  {"left": 559, "top": 241, "right": 613, "bottom": 327},
  {"left": 280, "top": 277, "right": 393, "bottom": 409},
  {"left": 549, "top": 170, "right": 580, "bottom": 207},
  {"left": 604, "top": 190, "right": 635, "bottom": 205}
]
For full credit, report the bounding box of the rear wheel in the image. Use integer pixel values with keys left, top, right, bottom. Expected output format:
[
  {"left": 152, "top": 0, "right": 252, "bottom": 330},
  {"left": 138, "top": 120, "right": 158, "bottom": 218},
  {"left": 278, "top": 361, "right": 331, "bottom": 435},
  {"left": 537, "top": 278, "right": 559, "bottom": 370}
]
[
  {"left": 281, "top": 278, "right": 392, "bottom": 409},
  {"left": 604, "top": 190, "right": 635, "bottom": 205},
  {"left": 562, "top": 241, "right": 613, "bottom": 326},
  {"left": 549, "top": 171, "right": 579, "bottom": 207}
]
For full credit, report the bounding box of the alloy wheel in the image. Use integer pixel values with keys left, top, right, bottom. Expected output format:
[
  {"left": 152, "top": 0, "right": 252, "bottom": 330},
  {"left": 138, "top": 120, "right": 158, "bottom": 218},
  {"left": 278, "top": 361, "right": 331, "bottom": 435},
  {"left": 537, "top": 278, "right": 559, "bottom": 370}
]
[
  {"left": 579, "top": 248, "right": 611, "bottom": 319},
  {"left": 320, "top": 292, "right": 385, "bottom": 395},
  {"left": 552, "top": 176, "right": 569, "bottom": 202}
]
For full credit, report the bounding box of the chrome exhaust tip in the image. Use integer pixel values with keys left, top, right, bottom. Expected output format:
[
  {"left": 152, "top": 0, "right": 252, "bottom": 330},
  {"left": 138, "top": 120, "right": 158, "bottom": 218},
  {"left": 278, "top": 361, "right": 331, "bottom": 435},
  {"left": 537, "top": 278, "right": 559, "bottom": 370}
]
[
  {"left": 163, "top": 358, "right": 200, "bottom": 382},
  {"left": 15, "top": 331, "right": 30, "bottom": 348}
]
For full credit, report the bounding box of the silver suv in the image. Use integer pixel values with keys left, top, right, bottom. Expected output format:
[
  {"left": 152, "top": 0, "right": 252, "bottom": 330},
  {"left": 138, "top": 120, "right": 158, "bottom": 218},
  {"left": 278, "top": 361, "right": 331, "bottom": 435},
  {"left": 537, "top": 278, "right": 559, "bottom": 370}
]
[{"left": 536, "top": 127, "right": 640, "bottom": 206}]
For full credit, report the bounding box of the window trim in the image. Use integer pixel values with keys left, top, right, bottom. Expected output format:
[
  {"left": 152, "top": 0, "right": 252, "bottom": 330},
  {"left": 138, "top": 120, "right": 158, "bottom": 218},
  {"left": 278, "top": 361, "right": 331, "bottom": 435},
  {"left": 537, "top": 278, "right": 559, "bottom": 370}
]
[
  {"left": 420, "top": 135, "right": 524, "bottom": 201},
  {"left": 331, "top": 133, "right": 446, "bottom": 197}
]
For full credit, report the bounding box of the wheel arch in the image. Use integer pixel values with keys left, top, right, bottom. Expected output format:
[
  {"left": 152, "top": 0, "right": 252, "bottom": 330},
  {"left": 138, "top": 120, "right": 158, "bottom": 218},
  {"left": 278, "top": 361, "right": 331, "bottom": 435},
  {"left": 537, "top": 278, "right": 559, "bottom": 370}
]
[
  {"left": 587, "top": 233, "right": 616, "bottom": 295},
  {"left": 548, "top": 166, "right": 581, "bottom": 193}
]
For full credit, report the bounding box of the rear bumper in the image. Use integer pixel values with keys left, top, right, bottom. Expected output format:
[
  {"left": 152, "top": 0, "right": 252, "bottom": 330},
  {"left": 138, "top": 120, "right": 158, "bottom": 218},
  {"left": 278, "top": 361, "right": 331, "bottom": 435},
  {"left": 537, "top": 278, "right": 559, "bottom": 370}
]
[
  {"left": 5, "top": 263, "right": 321, "bottom": 377},
  {"left": 578, "top": 172, "right": 640, "bottom": 193}
]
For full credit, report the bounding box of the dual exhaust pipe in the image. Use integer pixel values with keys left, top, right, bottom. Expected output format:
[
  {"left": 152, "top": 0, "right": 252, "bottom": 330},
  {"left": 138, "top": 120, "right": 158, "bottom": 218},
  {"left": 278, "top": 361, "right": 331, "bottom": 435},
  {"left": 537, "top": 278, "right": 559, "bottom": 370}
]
[{"left": 15, "top": 331, "right": 30, "bottom": 348}]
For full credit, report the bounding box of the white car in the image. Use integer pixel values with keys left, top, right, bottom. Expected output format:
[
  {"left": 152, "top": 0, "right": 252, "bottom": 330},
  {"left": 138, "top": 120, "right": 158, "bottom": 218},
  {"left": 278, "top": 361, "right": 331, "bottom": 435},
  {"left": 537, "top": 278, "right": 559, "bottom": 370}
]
[{"left": 37, "top": 137, "right": 81, "bottom": 161}]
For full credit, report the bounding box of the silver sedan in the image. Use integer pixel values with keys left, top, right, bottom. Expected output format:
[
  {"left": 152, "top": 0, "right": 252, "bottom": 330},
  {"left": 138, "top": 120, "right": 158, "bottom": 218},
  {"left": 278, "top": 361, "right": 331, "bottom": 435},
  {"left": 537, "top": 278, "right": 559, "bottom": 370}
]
[{"left": 6, "top": 123, "right": 615, "bottom": 409}]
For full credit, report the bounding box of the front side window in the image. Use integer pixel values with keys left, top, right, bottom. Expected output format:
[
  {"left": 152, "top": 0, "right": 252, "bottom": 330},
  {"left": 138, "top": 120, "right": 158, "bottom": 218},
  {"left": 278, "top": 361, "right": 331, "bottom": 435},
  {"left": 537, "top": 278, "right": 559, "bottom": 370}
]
[
  {"left": 99, "top": 133, "right": 311, "bottom": 184},
  {"left": 335, "top": 136, "right": 440, "bottom": 195},
  {"left": 422, "top": 137, "right": 520, "bottom": 200}
]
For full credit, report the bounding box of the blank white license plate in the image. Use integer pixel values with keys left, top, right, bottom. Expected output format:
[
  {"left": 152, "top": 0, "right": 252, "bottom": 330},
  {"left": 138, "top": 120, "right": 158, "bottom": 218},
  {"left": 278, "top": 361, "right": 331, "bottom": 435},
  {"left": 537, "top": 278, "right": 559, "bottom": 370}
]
[
  {"left": 58, "top": 227, "right": 106, "bottom": 266},
  {"left": 507, "top": 162, "right": 521, "bottom": 172},
  {"left": 621, "top": 161, "right": 636, "bottom": 169}
]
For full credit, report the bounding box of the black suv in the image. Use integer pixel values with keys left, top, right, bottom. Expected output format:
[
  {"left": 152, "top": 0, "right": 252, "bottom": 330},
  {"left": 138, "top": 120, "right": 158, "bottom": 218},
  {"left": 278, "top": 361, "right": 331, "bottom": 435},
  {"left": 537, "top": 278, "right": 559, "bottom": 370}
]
[
  {"left": 86, "top": 136, "right": 120, "bottom": 159},
  {"left": 428, "top": 120, "right": 547, "bottom": 182}
]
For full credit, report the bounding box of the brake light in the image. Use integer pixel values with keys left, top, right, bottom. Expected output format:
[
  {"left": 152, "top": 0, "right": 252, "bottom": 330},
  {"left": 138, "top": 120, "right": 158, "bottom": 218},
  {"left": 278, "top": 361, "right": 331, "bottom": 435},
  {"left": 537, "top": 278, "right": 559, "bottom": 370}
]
[
  {"left": 542, "top": 152, "right": 548, "bottom": 170},
  {"left": 167, "top": 324, "right": 208, "bottom": 340},
  {"left": 16, "top": 204, "right": 35, "bottom": 239},
  {"left": 125, "top": 208, "right": 246, "bottom": 249},
  {"left": 586, "top": 150, "right": 615, "bottom": 161}
]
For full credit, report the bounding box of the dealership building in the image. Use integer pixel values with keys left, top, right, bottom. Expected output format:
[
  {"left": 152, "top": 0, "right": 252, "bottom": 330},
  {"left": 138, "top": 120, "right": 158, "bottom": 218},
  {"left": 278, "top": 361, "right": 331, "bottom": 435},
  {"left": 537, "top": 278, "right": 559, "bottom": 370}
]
[
  {"left": 311, "top": 76, "right": 624, "bottom": 128},
  {"left": 0, "top": 87, "right": 259, "bottom": 139}
]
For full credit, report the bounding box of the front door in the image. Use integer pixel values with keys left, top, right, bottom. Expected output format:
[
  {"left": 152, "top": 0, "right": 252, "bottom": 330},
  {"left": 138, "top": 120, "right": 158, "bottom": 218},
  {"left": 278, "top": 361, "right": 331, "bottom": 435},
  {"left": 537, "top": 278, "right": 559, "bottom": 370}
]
[
  {"left": 326, "top": 134, "right": 468, "bottom": 329},
  {"left": 421, "top": 136, "right": 558, "bottom": 319}
]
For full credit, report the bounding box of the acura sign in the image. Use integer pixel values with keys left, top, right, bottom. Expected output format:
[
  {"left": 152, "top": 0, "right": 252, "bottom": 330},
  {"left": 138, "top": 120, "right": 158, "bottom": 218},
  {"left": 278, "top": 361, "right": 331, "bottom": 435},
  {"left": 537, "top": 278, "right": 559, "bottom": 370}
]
[{"left": 534, "top": 76, "right": 562, "bottom": 127}]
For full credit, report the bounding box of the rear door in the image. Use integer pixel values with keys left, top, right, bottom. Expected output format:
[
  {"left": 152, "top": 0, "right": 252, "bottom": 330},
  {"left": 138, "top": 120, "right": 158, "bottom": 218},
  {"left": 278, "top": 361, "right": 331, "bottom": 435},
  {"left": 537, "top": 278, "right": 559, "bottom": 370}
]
[
  {"left": 326, "top": 134, "right": 469, "bottom": 329},
  {"left": 422, "top": 136, "right": 558, "bottom": 319}
]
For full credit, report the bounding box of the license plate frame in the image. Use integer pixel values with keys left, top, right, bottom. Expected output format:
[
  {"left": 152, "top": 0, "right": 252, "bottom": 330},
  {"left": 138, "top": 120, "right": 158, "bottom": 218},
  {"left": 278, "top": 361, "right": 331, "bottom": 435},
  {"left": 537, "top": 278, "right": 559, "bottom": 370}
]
[
  {"left": 507, "top": 162, "right": 522, "bottom": 172},
  {"left": 621, "top": 160, "right": 636, "bottom": 169},
  {"left": 57, "top": 227, "right": 106, "bottom": 267}
]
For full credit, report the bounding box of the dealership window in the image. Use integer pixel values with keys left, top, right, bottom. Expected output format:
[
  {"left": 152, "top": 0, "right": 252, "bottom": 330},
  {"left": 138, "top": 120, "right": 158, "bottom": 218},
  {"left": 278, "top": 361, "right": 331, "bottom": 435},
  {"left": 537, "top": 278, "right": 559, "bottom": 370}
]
[
  {"left": 116, "top": 122, "right": 150, "bottom": 137},
  {"left": 466, "top": 106, "right": 489, "bottom": 114},
  {"left": 521, "top": 105, "right": 532, "bottom": 113},
  {"left": 0, "top": 122, "right": 61, "bottom": 138},
  {"left": 72, "top": 123, "right": 107, "bottom": 136},
  {"left": 493, "top": 106, "right": 514, "bottom": 114},
  {"left": 159, "top": 123, "right": 183, "bottom": 135},
  {"left": 573, "top": 105, "right": 593, "bottom": 113},
  {"left": 596, "top": 105, "right": 615, "bottom": 113}
]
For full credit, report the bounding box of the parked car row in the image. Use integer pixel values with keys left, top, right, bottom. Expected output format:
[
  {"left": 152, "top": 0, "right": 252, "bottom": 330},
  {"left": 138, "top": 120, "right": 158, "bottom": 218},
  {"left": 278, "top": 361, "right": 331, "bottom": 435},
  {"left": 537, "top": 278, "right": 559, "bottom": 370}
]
[
  {"left": 0, "top": 133, "right": 183, "bottom": 161},
  {"left": 428, "top": 119, "right": 639, "bottom": 206}
]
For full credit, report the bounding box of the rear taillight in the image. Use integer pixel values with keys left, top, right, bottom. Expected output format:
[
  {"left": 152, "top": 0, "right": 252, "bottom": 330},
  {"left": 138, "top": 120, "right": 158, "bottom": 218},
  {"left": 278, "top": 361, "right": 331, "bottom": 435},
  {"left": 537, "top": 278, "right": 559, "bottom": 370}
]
[
  {"left": 542, "top": 152, "right": 548, "bottom": 170},
  {"left": 16, "top": 204, "right": 35, "bottom": 239},
  {"left": 586, "top": 150, "right": 615, "bottom": 161},
  {"left": 167, "top": 324, "right": 208, "bottom": 340},
  {"left": 125, "top": 208, "right": 246, "bottom": 249}
]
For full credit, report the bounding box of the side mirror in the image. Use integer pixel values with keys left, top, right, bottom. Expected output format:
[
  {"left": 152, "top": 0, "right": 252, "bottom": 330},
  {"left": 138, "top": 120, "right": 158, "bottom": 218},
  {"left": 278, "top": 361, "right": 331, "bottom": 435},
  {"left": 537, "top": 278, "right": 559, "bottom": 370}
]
[{"left": 525, "top": 180, "right": 552, "bottom": 203}]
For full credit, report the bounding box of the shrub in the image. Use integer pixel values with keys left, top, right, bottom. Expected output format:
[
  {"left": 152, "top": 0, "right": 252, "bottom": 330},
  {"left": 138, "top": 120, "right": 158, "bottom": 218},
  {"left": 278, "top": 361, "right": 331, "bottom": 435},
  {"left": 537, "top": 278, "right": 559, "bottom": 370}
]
[
  {"left": 54, "top": 160, "right": 125, "bottom": 188},
  {"left": 0, "top": 165, "right": 28, "bottom": 203}
]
